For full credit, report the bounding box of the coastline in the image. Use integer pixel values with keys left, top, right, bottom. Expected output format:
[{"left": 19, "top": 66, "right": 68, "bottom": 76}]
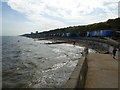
[
  {"left": 37, "top": 37, "right": 100, "bottom": 53},
  {"left": 27, "top": 37, "right": 119, "bottom": 88},
  {"left": 36, "top": 37, "right": 119, "bottom": 55}
]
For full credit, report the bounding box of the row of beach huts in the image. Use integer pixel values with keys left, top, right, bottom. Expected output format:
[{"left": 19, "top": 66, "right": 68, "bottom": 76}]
[{"left": 23, "top": 30, "right": 119, "bottom": 38}]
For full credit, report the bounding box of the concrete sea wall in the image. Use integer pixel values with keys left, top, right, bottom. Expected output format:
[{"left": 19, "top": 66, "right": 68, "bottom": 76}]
[
  {"left": 64, "top": 39, "right": 119, "bottom": 89},
  {"left": 64, "top": 52, "right": 88, "bottom": 89},
  {"left": 78, "top": 39, "right": 119, "bottom": 59}
]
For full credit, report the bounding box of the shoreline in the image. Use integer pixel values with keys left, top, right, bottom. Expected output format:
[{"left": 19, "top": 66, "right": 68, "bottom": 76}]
[
  {"left": 36, "top": 37, "right": 119, "bottom": 55},
  {"left": 34, "top": 37, "right": 119, "bottom": 88},
  {"left": 37, "top": 38, "right": 105, "bottom": 54}
]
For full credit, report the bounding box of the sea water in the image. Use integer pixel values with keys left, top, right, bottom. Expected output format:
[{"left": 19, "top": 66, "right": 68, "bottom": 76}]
[{"left": 2, "top": 36, "right": 91, "bottom": 88}]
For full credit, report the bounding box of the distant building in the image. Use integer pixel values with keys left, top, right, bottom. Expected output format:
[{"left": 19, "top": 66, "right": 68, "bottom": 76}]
[
  {"left": 31, "top": 32, "right": 33, "bottom": 34},
  {"left": 36, "top": 31, "right": 38, "bottom": 34}
]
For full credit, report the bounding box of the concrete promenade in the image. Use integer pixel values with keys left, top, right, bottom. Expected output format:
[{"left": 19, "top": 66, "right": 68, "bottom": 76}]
[{"left": 85, "top": 53, "right": 118, "bottom": 88}]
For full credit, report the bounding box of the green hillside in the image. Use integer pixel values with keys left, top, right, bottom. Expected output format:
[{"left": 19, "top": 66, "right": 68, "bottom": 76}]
[
  {"left": 40, "top": 18, "right": 120, "bottom": 34},
  {"left": 22, "top": 18, "right": 120, "bottom": 38}
]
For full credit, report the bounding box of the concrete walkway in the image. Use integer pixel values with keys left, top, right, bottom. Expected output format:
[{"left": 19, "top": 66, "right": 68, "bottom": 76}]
[{"left": 85, "top": 53, "right": 118, "bottom": 88}]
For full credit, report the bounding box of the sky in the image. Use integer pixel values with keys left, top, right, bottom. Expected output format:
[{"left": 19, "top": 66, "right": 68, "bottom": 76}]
[{"left": 1, "top": 0, "right": 119, "bottom": 36}]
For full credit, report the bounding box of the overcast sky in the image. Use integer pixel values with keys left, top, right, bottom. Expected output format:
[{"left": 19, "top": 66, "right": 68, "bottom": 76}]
[{"left": 1, "top": 0, "right": 119, "bottom": 36}]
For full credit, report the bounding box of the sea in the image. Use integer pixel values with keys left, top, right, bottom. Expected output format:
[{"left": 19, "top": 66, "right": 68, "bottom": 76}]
[{"left": 2, "top": 36, "right": 95, "bottom": 88}]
